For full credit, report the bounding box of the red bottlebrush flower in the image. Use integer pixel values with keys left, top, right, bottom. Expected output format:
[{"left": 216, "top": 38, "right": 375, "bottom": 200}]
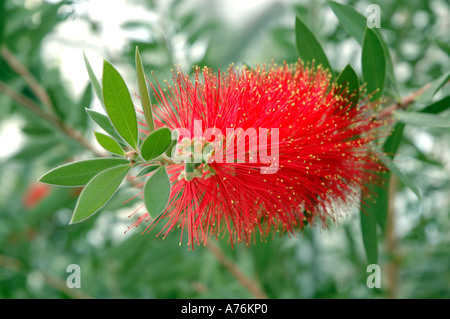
[{"left": 128, "top": 61, "right": 388, "bottom": 248}]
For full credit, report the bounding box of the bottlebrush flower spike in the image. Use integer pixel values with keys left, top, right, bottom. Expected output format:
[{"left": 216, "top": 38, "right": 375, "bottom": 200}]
[{"left": 128, "top": 60, "right": 389, "bottom": 248}]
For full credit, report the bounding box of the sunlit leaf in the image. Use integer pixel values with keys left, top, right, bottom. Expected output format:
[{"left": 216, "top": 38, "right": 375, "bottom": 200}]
[
  {"left": 39, "top": 158, "right": 129, "bottom": 187},
  {"left": 144, "top": 166, "right": 171, "bottom": 219},
  {"left": 140, "top": 127, "right": 172, "bottom": 161},
  {"left": 135, "top": 46, "right": 155, "bottom": 131},
  {"left": 83, "top": 52, "right": 104, "bottom": 109},
  {"left": 86, "top": 109, "right": 125, "bottom": 144},
  {"left": 94, "top": 132, "right": 126, "bottom": 156},
  {"left": 102, "top": 60, "right": 138, "bottom": 150}
]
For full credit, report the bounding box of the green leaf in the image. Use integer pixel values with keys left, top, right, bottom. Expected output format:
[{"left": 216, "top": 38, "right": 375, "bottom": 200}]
[
  {"left": 135, "top": 46, "right": 155, "bottom": 131},
  {"left": 394, "top": 111, "right": 450, "bottom": 128},
  {"left": 328, "top": 1, "right": 366, "bottom": 43},
  {"left": 419, "top": 96, "right": 450, "bottom": 114},
  {"left": 102, "top": 60, "right": 138, "bottom": 150},
  {"left": 144, "top": 166, "right": 171, "bottom": 219},
  {"left": 328, "top": 1, "right": 400, "bottom": 100},
  {"left": 383, "top": 122, "right": 405, "bottom": 159},
  {"left": 137, "top": 165, "right": 160, "bottom": 177},
  {"left": 140, "top": 127, "right": 172, "bottom": 161},
  {"left": 379, "top": 154, "right": 421, "bottom": 199},
  {"left": 39, "top": 158, "right": 129, "bottom": 187},
  {"left": 359, "top": 122, "right": 406, "bottom": 262},
  {"left": 362, "top": 27, "right": 385, "bottom": 101},
  {"left": 83, "top": 52, "right": 104, "bottom": 109},
  {"left": 0, "top": 0, "right": 5, "bottom": 45},
  {"left": 416, "top": 71, "right": 450, "bottom": 105},
  {"left": 70, "top": 164, "right": 130, "bottom": 224},
  {"left": 335, "top": 64, "right": 359, "bottom": 108},
  {"left": 94, "top": 132, "right": 126, "bottom": 156},
  {"left": 295, "top": 16, "right": 332, "bottom": 75},
  {"left": 368, "top": 122, "right": 404, "bottom": 232},
  {"left": 86, "top": 109, "right": 125, "bottom": 144},
  {"left": 360, "top": 206, "right": 379, "bottom": 265},
  {"left": 13, "top": 138, "right": 58, "bottom": 161}
]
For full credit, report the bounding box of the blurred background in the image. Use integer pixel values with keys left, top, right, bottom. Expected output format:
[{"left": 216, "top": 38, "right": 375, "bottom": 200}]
[{"left": 0, "top": 0, "right": 449, "bottom": 299}]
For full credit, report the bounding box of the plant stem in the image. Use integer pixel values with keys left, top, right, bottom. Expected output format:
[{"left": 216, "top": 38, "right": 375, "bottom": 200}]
[
  {"left": 1, "top": 46, "right": 55, "bottom": 114},
  {"left": 0, "top": 81, "right": 104, "bottom": 157},
  {"left": 379, "top": 83, "right": 432, "bottom": 120},
  {"left": 385, "top": 173, "right": 398, "bottom": 299},
  {"left": 0, "top": 254, "right": 92, "bottom": 299},
  {"left": 206, "top": 242, "right": 269, "bottom": 299}
]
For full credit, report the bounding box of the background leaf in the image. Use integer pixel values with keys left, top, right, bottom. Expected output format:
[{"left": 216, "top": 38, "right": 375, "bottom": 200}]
[
  {"left": 70, "top": 164, "right": 130, "bottom": 224},
  {"left": 419, "top": 96, "right": 450, "bottom": 114},
  {"left": 144, "top": 166, "right": 171, "bottom": 219},
  {"left": 39, "top": 158, "right": 129, "bottom": 186},
  {"left": 379, "top": 154, "right": 422, "bottom": 199},
  {"left": 395, "top": 111, "right": 450, "bottom": 128},
  {"left": 328, "top": 1, "right": 400, "bottom": 100},
  {"left": 102, "top": 60, "right": 138, "bottom": 150},
  {"left": 416, "top": 71, "right": 450, "bottom": 104},
  {"left": 0, "top": 0, "right": 5, "bottom": 45}
]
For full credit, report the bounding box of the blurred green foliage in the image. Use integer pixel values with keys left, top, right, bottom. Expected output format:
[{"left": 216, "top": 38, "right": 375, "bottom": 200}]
[{"left": 0, "top": 0, "right": 449, "bottom": 299}]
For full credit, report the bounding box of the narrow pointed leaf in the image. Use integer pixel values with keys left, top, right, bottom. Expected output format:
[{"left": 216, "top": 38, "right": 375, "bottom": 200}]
[
  {"left": 141, "top": 127, "right": 172, "bottom": 161},
  {"left": 360, "top": 207, "right": 379, "bottom": 265},
  {"left": 83, "top": 52, "right": 104, "bottom": 109},
  {"left": 102, "top": 60, "right": 138, "bottom": 150},
  {"left": 371, "top": 122, "right": 404, "bottom": 232},
  {"left": 295, "top": 16, "right": 332, "bottom": 75},
  {"left": 86, "top": 109, "right": 125, "bottom": 144},
  {"left": 336, "top": 64, "right": 359, "bottom": 108},
  {"left": 394, "top": 111, "right": 450, "bottom": 128},
  {"left": 94, "top": 132, "right": 126, "bottom": 156},
  {"left": 144, "top": 166, "right": 171, "bottom": 219},
  {"left": 362, "top": 27, "right": 385, "bottom": 101},
  {"left": 379, "top": 154, "right": 421, "bottom": 199},
  {"left": 360, "top": 122, "right": 405, "bottom": 261},
  {"left": 383, "top": 122, "right": 405, "bottom": 159},
  {"left": 419, "top": 96, "right": 450, "bottom": 114},
  {"left": 416, "top": 71, "right": 450, "bottom": 104},
  {"left": 70, "top": 164, "right": 130, "bottom": 224},
  {"left": 39, "top": 158, "right": 129, "bottom": 187},
  {"left": 137, "top": 165, "right": 160, "bottom": 177},
  {"left": 135, "top": 46, "right": 155, "bottom": 131}
]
